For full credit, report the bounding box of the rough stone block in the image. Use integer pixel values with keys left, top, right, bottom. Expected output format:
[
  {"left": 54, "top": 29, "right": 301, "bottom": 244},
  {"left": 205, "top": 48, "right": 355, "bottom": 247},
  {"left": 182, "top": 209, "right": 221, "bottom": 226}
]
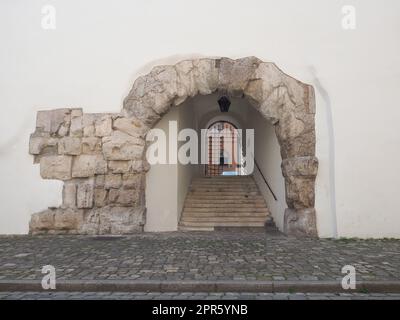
[
  {"left": 82, "top": 114, "right": 98, "bottom": 137},
  {"left": 113, "top": 117, "right": 147, "bottom": 137},
  {"left": 285, "top": 176, "right": 315, "bottom": 209},
  {"left": 81, "top": 137, "right": 102, "bottom": 154},
  {"left": 283, "top": 208, "right": 317, "bottom": 237},
  {"left": 108, "top": 188, "right": 138, "bottom": 206},
  {"left": 122, "top": 173, "right": 141, "bottom": 189},
  {"left": 108, "top": 161, "right": 131, "bottom": 173},
  {"left": 40, "top": 155, "right": 72, "bottom": 180},
  {"left": 72, "top": 155, "right": 107, "bottom": 177},
  {"left": 80, "top": 206, "right": 145, "bottom": 234},
  {"left": 105, "top": 174, "right": 122, "bottom": 189},
  {"left": 70, "top": 109, "right": 83, "bottom": 137},
  {"left": 282, "top": 156, "right": 318, "bottom": 178},
  {"left": 94, "top": 188, "right": 108, "bottom": 207},
  {"left": 102, "top": 130, "right": 145, "bottom": 161},
  {"left": 54, "top": 208, "right": 84, "bottom": 230},
  {"left": 77, "top": 181, "right": 94, "bottom": 208},
  {"left": 95, "top": 115, "right": 113, "bottom": 137},
  {"left": 29, "top": 209, "right": 55, "bottom": 234},
  {"left": 95, "top": 174, "right": 105, "bottom": 187},
  {"left": 62, "top": 181, "right": 76, "bottom": 208},
  {"left": 36, "top": 108, "right": 72, "bottom": 136},
  {"left": 29, "top": 134, "right": 58, "bottom": 155},
  {"left": 58, "top": 137, "right": 81, "bottom": 155}
]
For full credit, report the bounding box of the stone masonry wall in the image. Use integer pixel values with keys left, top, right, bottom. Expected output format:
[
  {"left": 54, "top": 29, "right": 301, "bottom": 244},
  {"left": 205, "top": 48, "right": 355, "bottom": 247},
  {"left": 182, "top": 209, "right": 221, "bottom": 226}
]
[
  {"left": 29, "top": 109, "right": 149, "bottom": 234},
  {"left": 29, "top": 57, "right": 318, "bottom": 237}
]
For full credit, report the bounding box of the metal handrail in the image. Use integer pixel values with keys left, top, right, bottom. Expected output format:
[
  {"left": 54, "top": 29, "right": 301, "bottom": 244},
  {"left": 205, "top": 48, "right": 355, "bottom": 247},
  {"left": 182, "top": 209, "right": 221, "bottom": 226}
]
[
  {"left": 253, "top": 157, "right": 278, "bottom": 201},
  {"left": 237, "top": 135, "right": 278, "bottom": 201}
]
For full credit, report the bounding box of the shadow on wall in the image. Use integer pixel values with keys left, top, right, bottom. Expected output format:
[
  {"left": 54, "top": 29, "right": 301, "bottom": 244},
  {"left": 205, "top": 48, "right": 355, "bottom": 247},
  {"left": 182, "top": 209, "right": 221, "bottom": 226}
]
[{"left": 308, "top": 65, "right": 337, "bottom": 238}]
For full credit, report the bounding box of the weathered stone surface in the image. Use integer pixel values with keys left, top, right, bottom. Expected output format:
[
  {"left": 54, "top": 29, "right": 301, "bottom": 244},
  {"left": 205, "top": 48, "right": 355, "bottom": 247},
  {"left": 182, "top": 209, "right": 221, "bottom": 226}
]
[
  {"left": 95, "top": 174, "right": 105, "bottom": 187},
  {"left": 122, "top": 173, "right": 142, "bottom": 189},
  {"left": 30, "top": 57, "right": 317, "bottom": 237},
  {"left": 113, "top": 117, "right": 148, "bottom": 137},
  {"left": 77, "top": 180, "right": 94, "bottom": 209},
  {"left": 29, "top": 209, "right": 55, "bottom": 234},
  {"left": 29, "top": 134, "right": 58, "bottom": 155},
  {"left": 62, "top": 181, "right": 76, "bottom": 208},
  {"left": 284, "top": 208, "right": 317, "bottom": 237},
  {"left": 94, "top": 188, "right": 108, "bottom": 207},
  {"left": 36, "top": 109, "right": 71, "bottom": 136},
  {"left": 102, "top": 130, "right": 145, "bottom": 161},
  {"left": 108, "top": 188, "right": 139, "bottom": 206},
  {"left": 108, "top": 161, "right": 131, "bottom": 173},
  {"left": 95, "top": 115, "right": 112, "bottom": 137},
  {"left": 80, "top": 206, "right": 145, "bottom": 234},
  {"left": 218, "top": 57, "right": 261, "bottom": 96},
  {"left": 82, "top": 113, "right": 100, "bottom": 137},
  {"left": 54, "top": 209, "right": 84, "bottom": 231},
  {"left": 192, "top": 58, "right": 219, "bottom": 95},
  {"left": 72, "top": 155, "right": 107, "bottom": 177},
  {"left": 81, "top": 137, "right": 102, "bottom": 154},
  {"left": 104, "top": 174, "right": 122, "bottom": 189},
  {"left": 40, "top": 155, "right": 72, "bottom": 180},
  {"left": 58, "top": 137, "right": 81, "bottom": 155},
  {"left": 70, "top": 109, "right": 83, "bottom": 137},
  {"left": 282, "top": 156, "right": 318, "bottom": 178},
  {"left": 285, "top": 176, "right": 316, "bottom": 209}
]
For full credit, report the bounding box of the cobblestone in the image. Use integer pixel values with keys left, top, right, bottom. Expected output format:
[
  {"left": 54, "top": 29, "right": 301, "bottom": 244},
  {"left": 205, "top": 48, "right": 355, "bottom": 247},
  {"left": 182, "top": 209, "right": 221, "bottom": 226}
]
[
  {"left": 1, "top": 291, "right": 399, "bottom": 300},
  {"left": 0, "top": 231, "right": 399, "bottom": 282}
]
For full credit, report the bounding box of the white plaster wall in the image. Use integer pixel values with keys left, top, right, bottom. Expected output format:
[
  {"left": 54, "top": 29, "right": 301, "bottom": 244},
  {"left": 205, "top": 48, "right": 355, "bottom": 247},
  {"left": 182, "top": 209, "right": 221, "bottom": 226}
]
[
  {"left": 246, "top": 106, "right": 287, "bottom": 231},
  {"left": 177, "top": 102, "right": 195, "bottom": 220},
  {"left": 1, "top": 0, "right": 399, "bottom": 237},
  {"left": 145, "top": 108, "right": 179, "bottom": 232}
]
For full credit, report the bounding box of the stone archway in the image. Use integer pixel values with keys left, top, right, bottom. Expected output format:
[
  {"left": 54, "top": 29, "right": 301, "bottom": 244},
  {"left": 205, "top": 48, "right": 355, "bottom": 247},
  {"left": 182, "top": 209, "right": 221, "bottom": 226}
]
[{"left": 29, "top": 57, "right": 318, "bottom": 236}]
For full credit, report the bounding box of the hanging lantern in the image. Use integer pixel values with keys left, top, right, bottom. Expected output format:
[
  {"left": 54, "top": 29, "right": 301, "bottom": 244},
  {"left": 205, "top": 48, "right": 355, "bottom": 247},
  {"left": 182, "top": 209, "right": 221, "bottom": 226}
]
[{"left": 218, "top": 96, "right": 231, "bottom": 112}]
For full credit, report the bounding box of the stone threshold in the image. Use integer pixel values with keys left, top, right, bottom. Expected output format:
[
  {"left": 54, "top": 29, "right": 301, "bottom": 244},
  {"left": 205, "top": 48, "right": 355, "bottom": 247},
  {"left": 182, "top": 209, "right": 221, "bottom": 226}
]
[{"left": 1, "top": 280, "right": 400, "bottom": 293}]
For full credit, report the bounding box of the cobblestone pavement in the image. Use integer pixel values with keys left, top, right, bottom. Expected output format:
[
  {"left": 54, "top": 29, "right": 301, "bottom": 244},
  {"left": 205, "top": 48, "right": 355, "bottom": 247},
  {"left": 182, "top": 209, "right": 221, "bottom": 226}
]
[
  {"left": 1, "top": 291, "right": 400, "bottom": 300},
  {"left": 0, "top": 231, "right": 399, "bottom": 281}
]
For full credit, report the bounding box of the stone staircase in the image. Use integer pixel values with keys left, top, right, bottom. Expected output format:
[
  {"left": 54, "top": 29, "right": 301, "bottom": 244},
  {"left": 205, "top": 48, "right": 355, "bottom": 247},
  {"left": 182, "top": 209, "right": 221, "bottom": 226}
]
[{"left": 179, "top": 175, "right": 271, "bottom": 231}]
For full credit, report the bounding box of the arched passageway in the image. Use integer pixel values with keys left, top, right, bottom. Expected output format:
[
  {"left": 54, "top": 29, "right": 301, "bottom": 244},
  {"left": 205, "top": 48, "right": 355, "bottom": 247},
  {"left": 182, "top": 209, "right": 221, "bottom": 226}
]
[{"left": 29, "top": 57, "right": 318, "bottom": 236}]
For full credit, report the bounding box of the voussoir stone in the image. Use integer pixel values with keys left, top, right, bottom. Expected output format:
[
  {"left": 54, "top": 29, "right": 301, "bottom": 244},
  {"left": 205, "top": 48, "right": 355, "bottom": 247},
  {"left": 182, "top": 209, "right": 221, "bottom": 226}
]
[
  {"left": 40, "top": 155, "right": 72, "bottom": 180},
  {"left": 218, "top": 57, "right": 261, "bottom": 96}
]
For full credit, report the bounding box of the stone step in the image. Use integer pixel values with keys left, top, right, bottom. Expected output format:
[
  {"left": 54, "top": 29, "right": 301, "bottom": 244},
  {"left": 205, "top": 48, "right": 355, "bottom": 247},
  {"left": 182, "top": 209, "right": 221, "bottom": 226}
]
[
  {"left": 179, "top": 221, "right": 267, "bottom": 227},
  {"left": 178, "top": 225, "right": 215, "bottom": 231},
  {"left": 188, "top": 191, "right": 260, "bottom": 196},
  {"left": 185, "top": 199, "right": 266, "bottom": 205},
  {"left": 182, "top": 212, "right": 269, "bottom": 218},
  {"left": 179, "top": 174, "right": 270, "bottom": 230},
  {"left": 181, "top": 216, "right": 268, "bottom": 222},
  {"left": 185, "top": 195, "right": 265, "bottom": 200},
  {"left": 184, "top": 203, "right": 267, "bottom": 208},
  {"left": 189, "top": 187, "right": 260, "bottom": 192},
  {"left": 183, "top": 207, "right": 269, "bottom": 213}
]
